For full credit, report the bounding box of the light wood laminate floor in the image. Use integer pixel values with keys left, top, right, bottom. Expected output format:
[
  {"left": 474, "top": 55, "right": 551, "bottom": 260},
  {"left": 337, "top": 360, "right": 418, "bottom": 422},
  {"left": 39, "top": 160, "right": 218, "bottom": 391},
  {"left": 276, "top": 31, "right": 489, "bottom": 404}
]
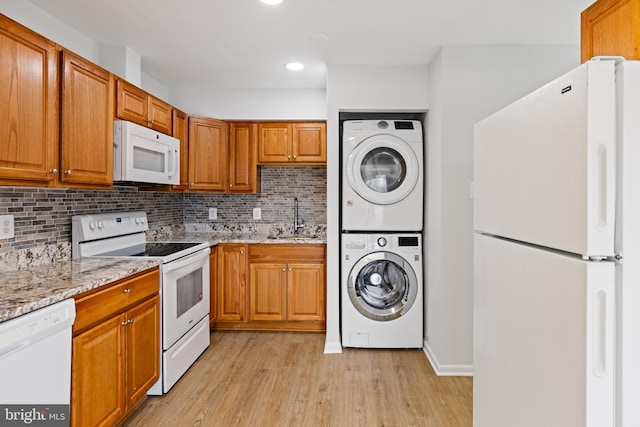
[{"left": 124, "top": 331, "right": 472, "bottom": 427}]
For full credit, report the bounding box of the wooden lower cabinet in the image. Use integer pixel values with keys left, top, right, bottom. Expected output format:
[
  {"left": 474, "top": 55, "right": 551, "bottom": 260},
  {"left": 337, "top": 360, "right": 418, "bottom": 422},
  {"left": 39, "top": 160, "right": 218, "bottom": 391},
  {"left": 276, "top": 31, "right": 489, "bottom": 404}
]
[
  {"left": 214, "top": 244, "right": 325, "bottom": 331},
  {"left": 71, "top": 269, "right": 160, "bottom": 427},
  {"left": 216, "top": 244, "right": 247, "bottom": 322}
]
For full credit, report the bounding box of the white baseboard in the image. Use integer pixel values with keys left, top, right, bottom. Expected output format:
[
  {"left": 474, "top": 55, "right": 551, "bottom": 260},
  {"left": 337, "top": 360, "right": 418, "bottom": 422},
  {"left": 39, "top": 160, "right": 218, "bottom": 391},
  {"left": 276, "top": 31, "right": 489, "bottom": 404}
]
[
  {"left": 423, "top": 339, "right": 473, "bottom": 376},
  {"left": 323, "top": 341, "right": 343, "bottom": 354}
]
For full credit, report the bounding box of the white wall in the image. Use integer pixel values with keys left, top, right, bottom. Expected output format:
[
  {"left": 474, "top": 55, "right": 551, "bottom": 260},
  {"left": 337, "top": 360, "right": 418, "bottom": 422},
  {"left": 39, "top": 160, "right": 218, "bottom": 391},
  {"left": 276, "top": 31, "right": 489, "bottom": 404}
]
[
  {"left": 424, "top": 45, "right": 580, "bottom": 375},
  {"left": 0, "top": 0, "right": 99, "bottom": 62},
  {"left": 170, "top": 88, "right": 327, "bottom": 120},
  {"left": 324, "top": 65, "right": 430, "bottom": 353}
]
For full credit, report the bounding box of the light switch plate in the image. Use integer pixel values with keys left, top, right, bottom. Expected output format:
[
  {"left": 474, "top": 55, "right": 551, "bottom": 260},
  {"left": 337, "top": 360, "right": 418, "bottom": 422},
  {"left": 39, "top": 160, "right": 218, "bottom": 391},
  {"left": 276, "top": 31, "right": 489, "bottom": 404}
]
[
  {"left": 253, "top": 208, "right": 261, "bottom": 220},
  {"left": 0, "top": 214, "right": 14, "bottom": 239},
  {"left": 209, "top": 208, "right": 217, "bottom": 220}
]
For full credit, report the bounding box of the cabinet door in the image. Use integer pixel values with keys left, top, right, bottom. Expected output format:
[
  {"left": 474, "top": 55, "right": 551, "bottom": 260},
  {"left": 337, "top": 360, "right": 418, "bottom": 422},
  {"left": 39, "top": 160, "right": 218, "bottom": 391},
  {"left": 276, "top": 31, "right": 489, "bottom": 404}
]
[
  {"left": 172, "top": 108, "right": 189, "bottom": 190},
  {"left": 209, "top": 248, "right": 218, "bottom": 326},
  {"left": 125, "top": 295, "right": 160, "bottom": 408},
  {"left": 60, "top": 50, "right": 114, "bottom": 187},
  {"left": 217, "top": 244, "right": 247, "bottom": 321},
  {"left": 188, "top": 116, "right": 228, "bottom": 191},
  {"left": 148, "top": 95, "right": 172, "bottom": 134},
  {"left": 71, "top": 314, "right": 125, "bottom": 427},
  {"left": 292, "top": 123, "right": 326, "bottom": 164},
  {"left": 258, "top": 123, "right": 291, "bottom": 163},
  {"left": 229, "top": 122, "right": 258, "bottom": 193},
  {"left": 581, "top": 0, "right": 640, "bottom": 62},
  {"left": 0, "top": 15, "right": 58, "bottom": 185},
  {"left": 115, "top": 79, "right": 147, "bottom": 126},
  {"left": 287, "top": 263, "right": 326, "bottom": 321},
  {"left": 249, "top": 263, "right": 287, "bottom": 321}
]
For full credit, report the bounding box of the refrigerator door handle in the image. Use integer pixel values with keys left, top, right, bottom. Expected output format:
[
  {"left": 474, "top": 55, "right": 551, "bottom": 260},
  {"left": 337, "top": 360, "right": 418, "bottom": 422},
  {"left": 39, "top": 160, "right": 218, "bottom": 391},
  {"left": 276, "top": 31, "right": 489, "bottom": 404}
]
[
  {"left": 592, "top": 289, "right": 608, "bottom": 378},
  {"left": 595, "top": 144, "right": 610, "bottom": 231},
  {"left": 586, "top": 263, "right": 615, "bottom": 427}
]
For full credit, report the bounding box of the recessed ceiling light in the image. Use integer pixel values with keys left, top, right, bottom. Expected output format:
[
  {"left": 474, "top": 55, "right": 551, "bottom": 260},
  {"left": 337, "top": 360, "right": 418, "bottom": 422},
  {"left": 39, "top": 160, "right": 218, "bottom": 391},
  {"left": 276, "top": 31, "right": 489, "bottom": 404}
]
[
  {"left": 286, "top": 62, "right": 304, "bottom": 71},
  {"left": 259, "top": 0, "right": 284, "bottom": 5}
]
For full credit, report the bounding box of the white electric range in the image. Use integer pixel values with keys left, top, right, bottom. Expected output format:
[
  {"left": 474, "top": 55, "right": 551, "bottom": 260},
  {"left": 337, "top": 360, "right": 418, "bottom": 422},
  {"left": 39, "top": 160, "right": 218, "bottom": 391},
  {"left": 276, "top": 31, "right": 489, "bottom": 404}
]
[{"left": 72, "top": 211, "right": 211, "bottom": 395}]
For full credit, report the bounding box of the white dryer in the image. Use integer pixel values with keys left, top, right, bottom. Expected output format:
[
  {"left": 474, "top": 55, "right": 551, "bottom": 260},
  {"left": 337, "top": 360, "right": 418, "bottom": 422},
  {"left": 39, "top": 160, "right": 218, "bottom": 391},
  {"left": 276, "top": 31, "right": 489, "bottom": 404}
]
[
  {"left": 341, "top": 233, "right": 423, "bottom": 348},
  {"left": 342, "top": 120, "right": 423, "bottom": 231}
]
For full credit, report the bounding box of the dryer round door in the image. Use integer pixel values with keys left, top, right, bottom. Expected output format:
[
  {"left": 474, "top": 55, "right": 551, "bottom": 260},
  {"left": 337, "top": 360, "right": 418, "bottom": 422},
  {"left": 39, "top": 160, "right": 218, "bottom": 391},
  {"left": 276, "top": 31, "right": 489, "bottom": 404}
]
[
  {"left": 346, "top": 134, "right": 419, "bottom": 205},
  {"left": 347, "top": 252, "right": 418, "bottom": 321}
]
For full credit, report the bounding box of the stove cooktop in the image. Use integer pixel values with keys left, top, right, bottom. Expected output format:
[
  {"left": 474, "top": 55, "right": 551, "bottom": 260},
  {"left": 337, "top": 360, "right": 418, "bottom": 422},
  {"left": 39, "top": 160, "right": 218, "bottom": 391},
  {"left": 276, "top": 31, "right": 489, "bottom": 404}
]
[{"left": 99, "top": 242, "right": 205, "bottom": 258}]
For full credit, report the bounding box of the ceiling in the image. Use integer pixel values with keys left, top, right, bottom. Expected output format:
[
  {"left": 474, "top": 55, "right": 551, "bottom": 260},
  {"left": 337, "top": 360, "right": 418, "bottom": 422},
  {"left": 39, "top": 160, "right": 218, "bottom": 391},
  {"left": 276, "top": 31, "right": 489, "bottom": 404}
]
[{"left": 27, "top": 0, "right": 594, "bottom": 90}]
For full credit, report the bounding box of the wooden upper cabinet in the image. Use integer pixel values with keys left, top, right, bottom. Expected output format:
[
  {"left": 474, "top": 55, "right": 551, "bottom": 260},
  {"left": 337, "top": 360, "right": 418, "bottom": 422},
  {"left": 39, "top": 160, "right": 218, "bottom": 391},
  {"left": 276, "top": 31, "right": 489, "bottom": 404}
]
[
  {"left": 229, "top": 122, "right": 259, "bottom": 193},
  {"left": 147, "top": 96, "right": 172, "bottom": 134},
  {"left": 258, "top": 122, "right": 326, "bottom": 165},
  {"left": 292, "top": 123, "right": 326, "bottom": 163},
  {"left": 116, "top": 79, "right": 172, "bottom": 134},
  {"left": 581, "top": 0, "right": 640, "bottom": 62},
  {"left": 60, "top": 50, "right": 114, "bottom": 188},
  {"left": 0, "top": 15, "right": 58, "bottom": 186},
  {"left": 258, "top": 123, "right": 291, "bottom": 163},
  {"left": 171, "top": 108, "right": 189, "bottom": 190},
  {"left": 188, "top": 116, "right": 228, "bottom": 191}
]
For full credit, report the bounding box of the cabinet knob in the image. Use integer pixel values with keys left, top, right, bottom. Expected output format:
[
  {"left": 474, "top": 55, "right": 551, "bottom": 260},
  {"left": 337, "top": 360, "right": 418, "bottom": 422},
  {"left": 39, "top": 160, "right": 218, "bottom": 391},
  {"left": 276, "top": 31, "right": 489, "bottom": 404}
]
[
  {"left": 240, "top": 250, "right": 244, "bottom": 254},
  {"left": 282, "top": 268, "right": 286, "bottom": 272},
  {"left": 288, "top": 155, "right": 291, "bottom": 160},
  {"left": 293, "top": 155, "right": 297, "bottom": 160},
  {"left": 64, "top": 170, "right": 72, "bottom": 175},
  {"left": 123, "top": 288, "right": 131, "bottom": 294},
  {"left": 49, "top": 168, "right": 58, "bottom": 174}
]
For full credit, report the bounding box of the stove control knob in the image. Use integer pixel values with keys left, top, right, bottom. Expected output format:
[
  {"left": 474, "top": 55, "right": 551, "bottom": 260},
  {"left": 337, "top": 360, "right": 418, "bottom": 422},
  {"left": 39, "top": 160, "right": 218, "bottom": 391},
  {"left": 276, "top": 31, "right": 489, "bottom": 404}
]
[
  {"left": 97, "top": 221, "right": 104, "bottom": 230},
  {"left": 377, "top": 237, "right": 387, "bottom": 247},
  {"left": 135, "top": 217, "right": 142, "bottom": 224},
  {"left": 89, "top": 222, "right": 96, "bottom": 230}
]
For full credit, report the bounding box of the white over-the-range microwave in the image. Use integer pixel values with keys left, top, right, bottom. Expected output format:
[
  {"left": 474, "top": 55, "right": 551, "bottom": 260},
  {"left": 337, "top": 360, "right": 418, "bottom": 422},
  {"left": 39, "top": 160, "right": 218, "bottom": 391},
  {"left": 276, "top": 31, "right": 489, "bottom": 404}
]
[{"left": 113, "top": 120, "right": 180, "bottom": 185}]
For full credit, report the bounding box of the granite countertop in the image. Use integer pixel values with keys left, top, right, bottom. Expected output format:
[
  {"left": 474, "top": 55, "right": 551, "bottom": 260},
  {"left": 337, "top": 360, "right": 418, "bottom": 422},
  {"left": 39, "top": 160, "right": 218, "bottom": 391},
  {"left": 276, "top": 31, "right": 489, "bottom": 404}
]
[
  {"left": 164, "top": 231, "right": 327, "bottom": 245},
  {"left": 0, "top": 258, "right": 161, "bottom": 323},
  {"left": 0, "top": 232, "right": 326, "bottom": 324}
]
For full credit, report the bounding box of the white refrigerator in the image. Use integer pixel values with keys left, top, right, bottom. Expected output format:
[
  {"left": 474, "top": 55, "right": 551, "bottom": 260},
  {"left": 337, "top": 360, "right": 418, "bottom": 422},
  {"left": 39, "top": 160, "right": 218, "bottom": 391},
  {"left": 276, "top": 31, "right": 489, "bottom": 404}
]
[{"left": 473, "top": 59, "right": 640, "bottom": 427}]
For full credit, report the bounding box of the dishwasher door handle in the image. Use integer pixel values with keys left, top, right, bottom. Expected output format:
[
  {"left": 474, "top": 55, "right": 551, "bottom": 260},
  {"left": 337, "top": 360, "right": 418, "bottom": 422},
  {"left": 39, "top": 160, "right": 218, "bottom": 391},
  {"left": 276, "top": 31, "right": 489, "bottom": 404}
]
[{"left": 0, "top": 340, "right": 30, "bottom": 360}]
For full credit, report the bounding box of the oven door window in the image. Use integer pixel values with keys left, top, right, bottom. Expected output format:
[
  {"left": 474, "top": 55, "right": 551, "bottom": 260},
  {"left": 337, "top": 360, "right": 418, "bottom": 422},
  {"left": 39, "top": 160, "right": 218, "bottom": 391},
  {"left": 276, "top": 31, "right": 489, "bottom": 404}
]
[
  {"left": 162, "top": 249, "right": 210, "bottom": 350},
  {"left": 176, "top": 269, "right": 203, "bottom": 318}
]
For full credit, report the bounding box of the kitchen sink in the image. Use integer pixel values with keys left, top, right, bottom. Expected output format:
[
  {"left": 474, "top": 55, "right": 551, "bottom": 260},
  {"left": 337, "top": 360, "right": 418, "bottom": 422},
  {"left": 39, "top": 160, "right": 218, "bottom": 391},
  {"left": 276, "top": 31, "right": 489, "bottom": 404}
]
[{"left": 267, "top": 235, "right": 318, "bottom": 240}]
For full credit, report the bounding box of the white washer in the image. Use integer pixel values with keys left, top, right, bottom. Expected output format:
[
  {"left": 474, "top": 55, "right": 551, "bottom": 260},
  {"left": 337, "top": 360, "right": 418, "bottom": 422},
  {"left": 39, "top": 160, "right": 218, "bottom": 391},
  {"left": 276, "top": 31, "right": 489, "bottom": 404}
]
[
  {"left": 341, "top": 233, "right": 423, "bottom": 348},
  {"left": 342, "top": 120, "right": 424, "bottom": 231}
]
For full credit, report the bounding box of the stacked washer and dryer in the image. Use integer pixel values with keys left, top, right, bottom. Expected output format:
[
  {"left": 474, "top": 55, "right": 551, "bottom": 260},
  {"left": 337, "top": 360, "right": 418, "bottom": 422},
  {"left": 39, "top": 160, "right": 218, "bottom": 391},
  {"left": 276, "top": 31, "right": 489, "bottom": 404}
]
[{"left": 341, "top": 119, "right": 424, "bottom": 348}]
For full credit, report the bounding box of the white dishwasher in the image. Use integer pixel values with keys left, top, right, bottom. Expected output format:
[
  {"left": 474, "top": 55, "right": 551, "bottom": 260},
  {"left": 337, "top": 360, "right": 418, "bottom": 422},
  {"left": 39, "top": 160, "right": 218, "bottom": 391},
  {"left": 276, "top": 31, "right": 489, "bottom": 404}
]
[{"left": 0, "top": 299, "right": 75, "bottom": 412}]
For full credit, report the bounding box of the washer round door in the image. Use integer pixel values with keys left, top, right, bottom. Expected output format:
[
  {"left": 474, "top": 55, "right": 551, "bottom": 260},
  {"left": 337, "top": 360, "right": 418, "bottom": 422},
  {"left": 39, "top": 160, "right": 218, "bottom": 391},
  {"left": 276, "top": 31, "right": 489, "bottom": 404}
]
[
  {"left": 346, "top": 134, "right": 419, "bottom": 205},
  {"left": 347, "top": 252, "right": 418, "bottom": 321}
]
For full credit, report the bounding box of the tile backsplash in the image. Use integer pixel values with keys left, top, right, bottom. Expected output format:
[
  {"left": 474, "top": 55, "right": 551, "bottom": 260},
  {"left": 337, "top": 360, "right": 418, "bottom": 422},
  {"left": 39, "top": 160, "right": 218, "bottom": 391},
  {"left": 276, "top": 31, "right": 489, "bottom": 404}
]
[
  {"left": 184, "top": 167, "right": 327, "bottom": 226},
  {"left": 0, "top": 166, "right": 327, "bottom": 255}
]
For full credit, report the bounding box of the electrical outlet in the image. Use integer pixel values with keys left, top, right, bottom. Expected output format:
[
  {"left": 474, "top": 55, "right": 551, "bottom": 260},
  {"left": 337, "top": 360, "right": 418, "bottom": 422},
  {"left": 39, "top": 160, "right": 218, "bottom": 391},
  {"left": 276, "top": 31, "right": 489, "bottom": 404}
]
[
  {"left": 0, "top": 214, "right": 14, "bottom": 239},
  {"left": 209, "top": 208, "right": 217, "bottom": 220},
  {"left": 253, "top": 208, "right": 261, "bottom": 220}
]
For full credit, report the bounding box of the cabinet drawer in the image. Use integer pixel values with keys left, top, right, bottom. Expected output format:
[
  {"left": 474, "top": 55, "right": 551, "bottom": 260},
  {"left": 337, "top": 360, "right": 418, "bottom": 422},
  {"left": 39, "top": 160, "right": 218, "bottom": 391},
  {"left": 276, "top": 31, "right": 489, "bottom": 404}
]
[
  {"left": 249, "top": 244, "right": 325, "bottom": 262},
  {"left": 73, "top": 269, "right": 159, "bottom": 334}
]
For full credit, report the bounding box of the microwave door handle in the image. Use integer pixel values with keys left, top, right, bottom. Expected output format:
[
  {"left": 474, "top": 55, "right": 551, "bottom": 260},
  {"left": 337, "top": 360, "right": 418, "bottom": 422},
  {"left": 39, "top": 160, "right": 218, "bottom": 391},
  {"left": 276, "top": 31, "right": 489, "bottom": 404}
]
[{"left": 168, "top": 148, "right": 178, "bottom": 178}]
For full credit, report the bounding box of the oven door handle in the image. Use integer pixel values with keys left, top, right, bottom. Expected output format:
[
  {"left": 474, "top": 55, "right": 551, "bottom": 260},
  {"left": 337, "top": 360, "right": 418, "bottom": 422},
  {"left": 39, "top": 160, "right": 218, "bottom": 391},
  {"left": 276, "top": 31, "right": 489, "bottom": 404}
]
[{"left": 163, "top": 247, "right": 211, "bottom": 273}]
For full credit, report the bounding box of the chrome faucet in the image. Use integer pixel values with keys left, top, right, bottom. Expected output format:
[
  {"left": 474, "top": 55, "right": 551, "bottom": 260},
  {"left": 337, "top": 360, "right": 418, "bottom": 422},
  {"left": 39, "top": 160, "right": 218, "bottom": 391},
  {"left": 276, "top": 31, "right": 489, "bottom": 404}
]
[{"left": 294, "top": 197, "right": 304, "bottom": 234}]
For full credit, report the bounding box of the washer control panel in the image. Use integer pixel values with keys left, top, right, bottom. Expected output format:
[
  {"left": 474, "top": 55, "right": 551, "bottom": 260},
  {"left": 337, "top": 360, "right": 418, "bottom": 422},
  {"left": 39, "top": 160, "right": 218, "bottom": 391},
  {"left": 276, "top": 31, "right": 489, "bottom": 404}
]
[{"left": 342, "top": 233, "right": 421, "bottom": 252}]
